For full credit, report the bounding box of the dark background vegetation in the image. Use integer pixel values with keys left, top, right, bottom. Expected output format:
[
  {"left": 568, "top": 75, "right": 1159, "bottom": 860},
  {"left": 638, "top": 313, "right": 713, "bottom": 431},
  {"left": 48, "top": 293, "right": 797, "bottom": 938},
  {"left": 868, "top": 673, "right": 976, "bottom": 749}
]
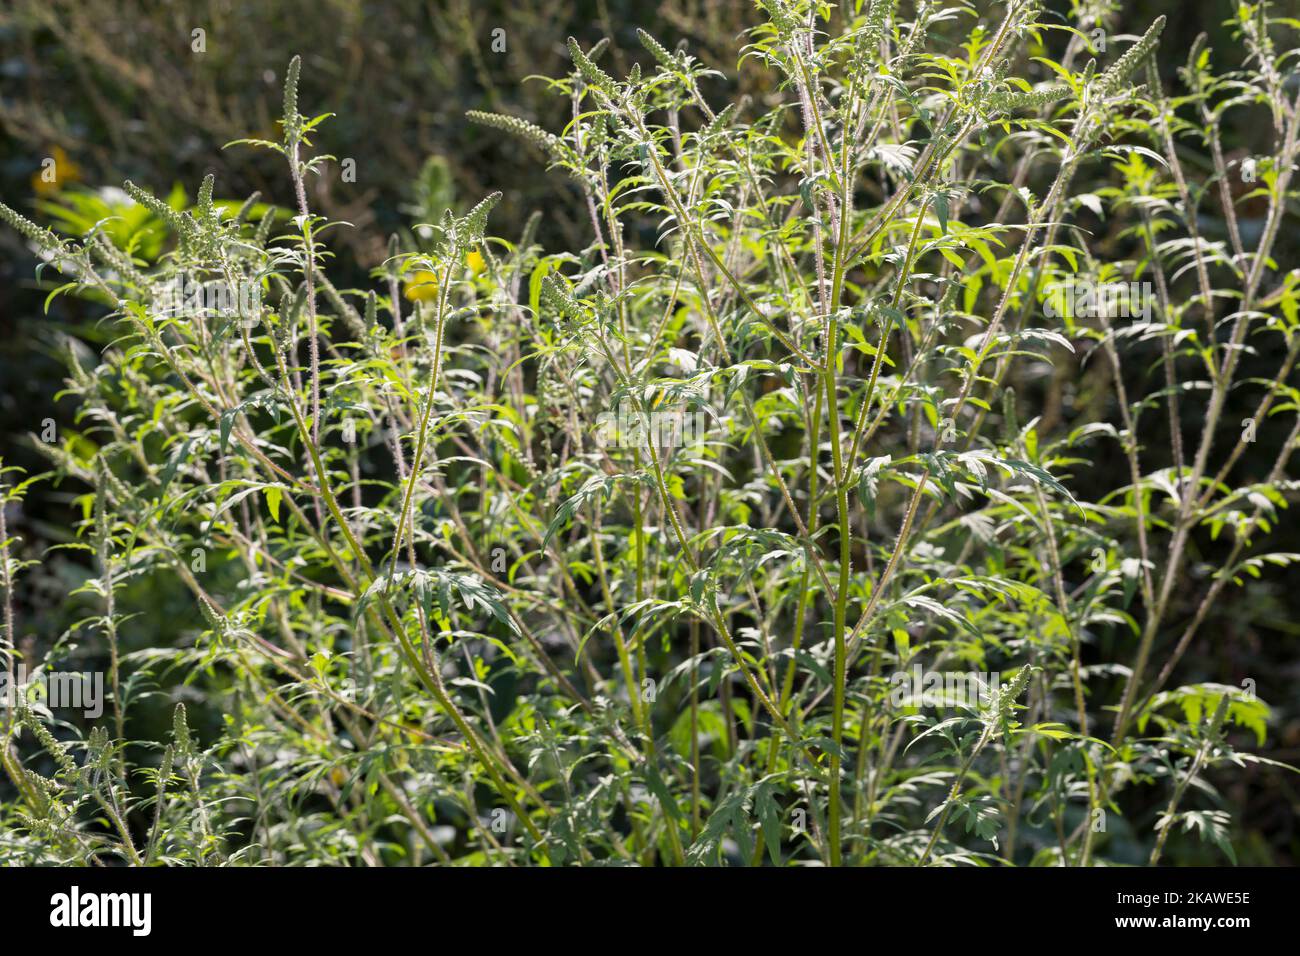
[{"left": 1, "top": 0, "right": 1296, "bottom": 863}]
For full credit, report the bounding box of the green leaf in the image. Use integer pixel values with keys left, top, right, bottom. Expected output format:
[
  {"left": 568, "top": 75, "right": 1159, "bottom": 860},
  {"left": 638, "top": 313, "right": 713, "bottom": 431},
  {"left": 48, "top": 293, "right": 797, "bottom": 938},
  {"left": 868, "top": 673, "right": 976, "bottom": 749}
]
[{"left": 263, "top": 484, "right": 283, "bottom": 524}]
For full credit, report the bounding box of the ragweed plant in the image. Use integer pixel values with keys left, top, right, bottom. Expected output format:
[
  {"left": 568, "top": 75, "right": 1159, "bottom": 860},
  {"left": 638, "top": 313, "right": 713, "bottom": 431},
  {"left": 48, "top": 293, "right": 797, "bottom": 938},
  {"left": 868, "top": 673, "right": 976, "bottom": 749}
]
[{"left": 0, "top": 0, "right": 1297, "bottom": 866}]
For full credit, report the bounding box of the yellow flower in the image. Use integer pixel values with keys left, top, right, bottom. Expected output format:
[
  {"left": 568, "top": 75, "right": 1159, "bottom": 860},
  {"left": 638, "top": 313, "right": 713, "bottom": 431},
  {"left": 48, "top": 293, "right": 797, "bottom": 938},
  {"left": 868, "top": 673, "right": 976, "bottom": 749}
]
[
  {"left": 31, "top": 145, "right": 80, "bottom": 196},
  {"left": 404, "top": 269, "right": 440, "bottom": 302},
  {"left": 467, "top": 250, "right": 486, "bottom": 275}
]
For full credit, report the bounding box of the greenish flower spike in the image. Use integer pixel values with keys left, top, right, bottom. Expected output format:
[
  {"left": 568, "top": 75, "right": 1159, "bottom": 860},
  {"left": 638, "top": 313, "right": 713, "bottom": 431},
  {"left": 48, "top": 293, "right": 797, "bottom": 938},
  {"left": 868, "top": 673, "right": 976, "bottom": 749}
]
[
  {"left": 254, "top": 205, "right": 276, "bottom": 246},
  {"left": 90, "top": 235, "right": 142, "bottom": 282},
  {"left": 986, "top": 84, "right": 1071, "bottom": 113},
  {"left": 197, "top": 173, "right": 214, "bottom": 218},
  {"left": 23, "top": 709, "right": 77, "bottom": 777},
  {"left": 637, "top": 28, "right": 677, "bottom": 70},
  {"left": 1004, "top": 664, "right": 1036, "bottom": 703},
  {"left": 1001, "top": 386, "right": 1020, "bottom": 442},
  {"left": 466, "top": 111, "right": 562, "bottom": 158},
  {"left": 158, "top": 745, "right": 174, "bottom": 788},
  {"left": 861, "top": 0, "right": 897, "bottom": 52},
  {"left": 233, "top": 191, "right": 261, "bottom": 225},
  {"left": 588, "top": 113, "right": 609, "bottom": 150},
  {"left": 1096, "top": 16, "right": 1165, "bottom": 97},
  {"left": 385, "top": 233, "right": 401, "bottom": 273},
  {"left": 0, "top": 200, "right": 64, "bottom": 253},
  {"left": 172, "top": 702, "right": 193, "bottom": 757},
  {"left": 283, "top": 54, "right": 303, "bottom": 136},
  {"left": 517, "top": 210, "right": 541, "bottom": 256},
  {"left": 463, "top": 191, "right": 502, "bottom": 243},
  {"left": 1207, "top": 694, "right": 1231, "bottom": 737},
  {"left": 567, "top": 37, "right": 616, "bottom": 95},
  {"left": 85, "top": 727, "right": 112, "bottom": 773},
  {"left": 756, "top": 0, "right": 799, "bottom": 35},
  {"left": 701, "top": 102, "right": 739, "bottom": 139},
  {"left": 540, "top": 273, "right": 581, "bottom": 320},
  {"left": 93, "top": 458, "right": 110, "bottom": 543},
  {"left": 124, "top": 180, "right": 196, "bottom": 240},
  {"left": 363, "top": 289, "right": 377, "bottom": 330},
  {"left": 197, "top": 593, "right": 225, "bottom": 632}
]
